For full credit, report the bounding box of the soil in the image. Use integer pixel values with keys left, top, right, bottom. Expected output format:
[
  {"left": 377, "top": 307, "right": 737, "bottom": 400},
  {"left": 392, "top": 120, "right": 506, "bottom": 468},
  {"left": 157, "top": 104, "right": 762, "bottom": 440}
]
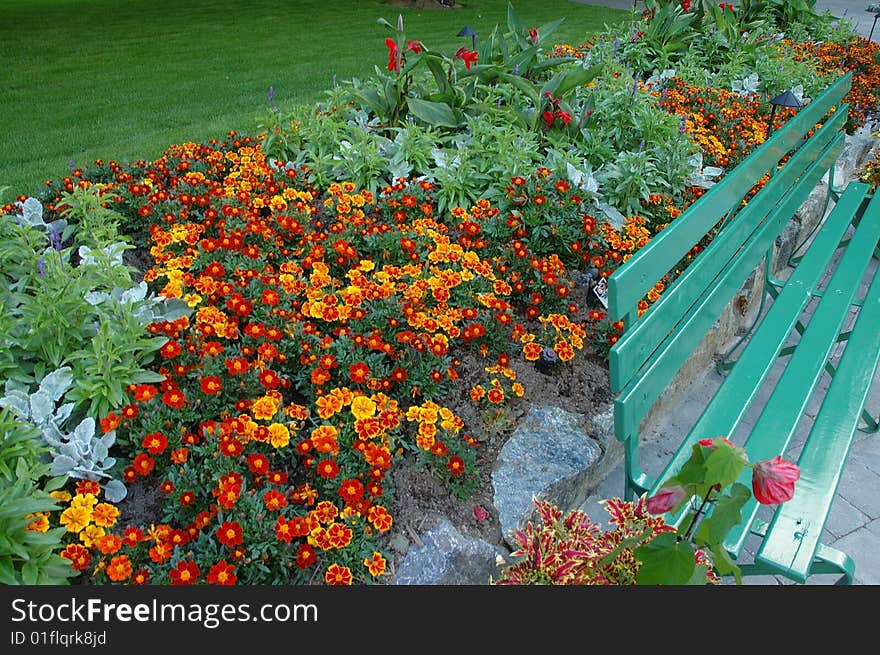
[{"left": 384, "top": 340, "right": 612, "bottom": 578}]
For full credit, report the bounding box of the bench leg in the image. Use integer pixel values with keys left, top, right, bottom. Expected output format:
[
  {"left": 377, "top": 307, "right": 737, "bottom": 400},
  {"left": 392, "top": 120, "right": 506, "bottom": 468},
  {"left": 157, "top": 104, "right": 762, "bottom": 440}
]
[
  {"left": 810, "top": 543, "right": 856, "bottom": 585},
  {"left": 623, "top": 436, "right": 651, "bottom": 501}
]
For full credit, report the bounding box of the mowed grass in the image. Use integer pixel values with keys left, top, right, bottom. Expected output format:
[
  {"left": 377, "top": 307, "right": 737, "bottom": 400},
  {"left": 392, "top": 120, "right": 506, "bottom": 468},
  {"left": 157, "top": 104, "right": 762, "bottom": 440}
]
[{"left": 0, "top": 0, "right": 628, "bottom": 198}]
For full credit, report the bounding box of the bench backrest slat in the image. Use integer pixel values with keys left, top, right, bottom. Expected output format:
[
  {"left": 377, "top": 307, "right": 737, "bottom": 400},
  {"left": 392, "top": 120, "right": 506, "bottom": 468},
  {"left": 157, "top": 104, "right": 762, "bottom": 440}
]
[
  {"left": 607, "top": 72, "right": 852, "bottom": 441},
  {"left": 613, "top": 130, "right": 846, "bottom": 441},
  {"left": 609, "top": 106, "right": 849, "bottom": 393},
  {"left": 608, "top": 72, "right": 852, "bottom": 322}
]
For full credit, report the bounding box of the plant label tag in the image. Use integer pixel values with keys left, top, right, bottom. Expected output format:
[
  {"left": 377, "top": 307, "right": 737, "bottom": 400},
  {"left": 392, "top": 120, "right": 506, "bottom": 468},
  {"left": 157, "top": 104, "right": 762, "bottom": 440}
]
[{"left": 592, "top": 277, "right": 609, "bottom": 309}]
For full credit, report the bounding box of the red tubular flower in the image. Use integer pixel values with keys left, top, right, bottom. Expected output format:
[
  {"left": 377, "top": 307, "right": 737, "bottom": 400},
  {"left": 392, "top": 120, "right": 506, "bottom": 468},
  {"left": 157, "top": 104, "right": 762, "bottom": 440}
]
[
  {"left": 645, "top": 485, "right": 687, "bottom": 514},
  {"left": 454, "top": 46, "right": 478, "bottom": 70},
  {"left": 406, "top": 39, "right": 422, "bottom": 54},
  {"left": 385, "top": 38, "right": 400, "bottom": 72},
  {"left": 752, "top": 456, "right": 801, "bottom": 505},
  {"left": 528, "top": 27, "right": 539, "bottom": 45},
  {"left": 542, "top": 110, "right": 556, "bottom": 128}
]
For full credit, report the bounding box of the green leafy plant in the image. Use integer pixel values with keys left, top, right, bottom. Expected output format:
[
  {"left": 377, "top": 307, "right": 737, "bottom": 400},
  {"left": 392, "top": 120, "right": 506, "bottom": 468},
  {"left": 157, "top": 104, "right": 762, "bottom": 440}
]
[
  {"left": 636, "top": 436, "right": 801, "bottom": 584},
  {"left": 0, "top": 368, "right": 128, "bottom": 502},
  {"left": 0, "top": 407, "right": 74, "bottom": 585},
  {"left": 492, "top": 497, "right": 720, "bottom": 584}
]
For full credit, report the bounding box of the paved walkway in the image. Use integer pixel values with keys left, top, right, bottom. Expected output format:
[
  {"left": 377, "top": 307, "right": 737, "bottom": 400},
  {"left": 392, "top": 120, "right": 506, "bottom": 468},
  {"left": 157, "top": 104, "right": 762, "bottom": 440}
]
[{"left": 571, "top": 1, "right": 878, "bottom": 41}]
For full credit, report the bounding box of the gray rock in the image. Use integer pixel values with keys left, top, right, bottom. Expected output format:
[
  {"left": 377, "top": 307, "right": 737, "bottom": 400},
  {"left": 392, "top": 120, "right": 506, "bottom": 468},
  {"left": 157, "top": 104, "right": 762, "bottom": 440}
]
[
  {"left": 393, "top": 516, "right": 504, "bottom": 585},
  {"left": 492, "top": 406, "right": 604, "bottom": 547}
]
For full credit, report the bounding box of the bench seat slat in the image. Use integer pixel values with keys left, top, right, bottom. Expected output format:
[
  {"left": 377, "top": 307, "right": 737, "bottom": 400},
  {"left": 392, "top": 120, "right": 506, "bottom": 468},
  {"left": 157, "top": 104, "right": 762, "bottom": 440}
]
[
  {"left": 615, "top": 153, "right": 853, "bottom": 443},
  {"left": 755, "top": 236, "right": 880, "bottom": 581},
  {"left": 721, "top": 188, "right": 880, "bottom": 557},
  {"left": 646, "top": 183, "right": 870, "bottom": 527},
  {"left": 610, "top": 109, "right": 849, "bottom": 393}
]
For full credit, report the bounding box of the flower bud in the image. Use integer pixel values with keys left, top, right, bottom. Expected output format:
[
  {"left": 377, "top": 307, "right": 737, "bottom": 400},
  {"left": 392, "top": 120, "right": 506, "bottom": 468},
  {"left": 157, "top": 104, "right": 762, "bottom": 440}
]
[
  {"left": 646, "top": 485, "right": 687, "bottom": 514},
  {"left": 752, "top": 456, "right": 800, "bottom": 505}
]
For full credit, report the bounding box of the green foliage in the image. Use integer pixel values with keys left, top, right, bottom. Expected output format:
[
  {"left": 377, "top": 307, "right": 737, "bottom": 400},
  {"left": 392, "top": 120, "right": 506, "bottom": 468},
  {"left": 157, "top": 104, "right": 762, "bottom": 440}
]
[
  {"left": 0, "top": 200, "right": 187, "bottom": 420},
  {"left": 0, "top": 408, "right": 74, "bottom": 585},
  {"left": 0, "top": 368, "right": 128, "bottom": 502}
]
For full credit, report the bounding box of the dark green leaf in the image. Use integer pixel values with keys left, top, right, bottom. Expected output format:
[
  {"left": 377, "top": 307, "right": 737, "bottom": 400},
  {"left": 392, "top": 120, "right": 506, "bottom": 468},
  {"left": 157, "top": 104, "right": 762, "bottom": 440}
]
[
  {"left": 634, "top": 532, "right": 696, "bottom": 585},
  {"left": 405, "top": 97, "right": 461, "bottom": 128},
  {"left": 694, "top": 482, "right": 751, "bottom": 546}
]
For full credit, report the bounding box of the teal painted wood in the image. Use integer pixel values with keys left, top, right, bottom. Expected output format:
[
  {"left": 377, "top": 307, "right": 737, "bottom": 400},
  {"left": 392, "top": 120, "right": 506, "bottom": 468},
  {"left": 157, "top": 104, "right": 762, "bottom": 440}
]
[
  {"left": 609, "top": 109, "right": 849, "bottom": 393},
  {"left": 645, "top": 183, "right": 870, "bottom": 531},
  {"left": 607, "top": 72, "right": 852, "bottom": 320},
  {"left": 613, "top": 135, "right": 847, "bottom": 441},
  {"left": 721, "top": 188, "right": 880, "bottom": 558},
  {"left": 746, "top": 202, "right": 880, "bottom": 581}
]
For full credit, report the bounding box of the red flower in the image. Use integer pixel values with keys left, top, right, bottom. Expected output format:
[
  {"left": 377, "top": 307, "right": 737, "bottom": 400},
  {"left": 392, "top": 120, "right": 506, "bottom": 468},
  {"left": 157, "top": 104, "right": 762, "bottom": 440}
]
[
  {"left": 646, "top": 485, "right": 687, "bottom": 514},
  {"left": 446, "top": 456, "right": 465, "bottom": 477},
  {"left": 258, "top": 369, "right": 281, "bottom": 389},
  {"left": 554, "top": 109, "right": 572, "bottom": 125},
  {"left": 317, "top": 459, "right": 339, "bottom": 480},
  {"left": 161, "top": 388, "right": 186, "bottom": 409},
  {"left": 207, "top": 560, "right": 237, "bottom": 585},
  {"left": 338, "top": 478, "right": 365, "bottom": 503},
  {"left": 385, "top": 38, "right": 400, "bottom": 72},
  {"left": 752, "top": 456, "right": 801, "bottom": 505},
  {"left": 698, "top": 436, "right": 736, "bottom": 450},
  {"left": 169, "top": 560, "right": 200, "bottom": 585},
  {"left": 200, "top": 376, "right": 223, "bottom": 395},
  {"left": 132, "top": 453, "right": 155, "bottom": 477},
  {"left": 216, "top": 521, "right": 244, "bottom": 547},
  {"left": 349, "top": 362, "right": 370, "bottom": 384},
  {"left": 159, "top": 340, "right": 182, "bottom": 359},
  {"left": 141, "top": 431, "right": 168, "bottom": 455},
  {"left": 406, "top": 39, "right": 422, "bottom": 54},
  {"left": 542, "top": 110, "right": 556, "bottom": 128},
  {"left": 528, "top": 27, "right": 539, "bottom": 45},
  {"left": 473, "top": 505, "right": 489, "bottom": 522},
  {"left": 454, "top": 46, "right": 478, "bottom": 70},
  {"left": 246, "top": 453, "right": 270, "bottom": 476},
  {"left": 295, "top": 543, "right": 317, "bottom": 570},
  {"left": 225, "top": 357, "right": 249, "bottom": 375},
  {"left": 61, "top": 544, "right": 90, "bottom": 571}
]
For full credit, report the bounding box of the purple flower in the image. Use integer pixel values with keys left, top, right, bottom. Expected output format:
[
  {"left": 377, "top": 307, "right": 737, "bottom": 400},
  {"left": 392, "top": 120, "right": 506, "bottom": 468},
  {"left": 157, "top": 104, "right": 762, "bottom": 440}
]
[
  {"left": 37, "top": 255, "right": 45, "bottom": 277},
  {"left": 268, "top": 85, "right": 275, "bottom": 106}
]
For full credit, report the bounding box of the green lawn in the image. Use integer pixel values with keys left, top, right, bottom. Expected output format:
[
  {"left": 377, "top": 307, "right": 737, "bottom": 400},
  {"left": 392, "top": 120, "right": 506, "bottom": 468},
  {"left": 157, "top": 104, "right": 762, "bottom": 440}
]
[{"left": 0, "top": 0, "right": 628, "bottom": 198}]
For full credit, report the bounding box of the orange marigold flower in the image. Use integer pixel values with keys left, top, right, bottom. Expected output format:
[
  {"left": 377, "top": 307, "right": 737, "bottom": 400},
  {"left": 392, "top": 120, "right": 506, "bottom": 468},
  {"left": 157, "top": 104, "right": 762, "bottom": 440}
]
[
  {"left": 368, "top": 505, "right": 393, "bottom": 532},
  {"left": 364, "top": 552, "right": 387, "bottom": 577},
  {"left": 325, "top": 563, "right": 353, "bottom": 585},
  {"left": 522, "top": 342, "right": 543, "bottom": 361},
  {"left": 106, "top": 554, "right": 133, "bottom": 582}
]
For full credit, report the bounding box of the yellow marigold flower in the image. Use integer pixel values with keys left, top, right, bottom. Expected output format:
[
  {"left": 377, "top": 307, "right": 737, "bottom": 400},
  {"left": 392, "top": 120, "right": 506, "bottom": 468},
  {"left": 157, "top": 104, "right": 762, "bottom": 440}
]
[
  {"left": 50, "top": 490, "right": 72, "bottom": 503},
  {"left": 25, "top": 512, "right": 50, "bottom": 533},
  {"left": 267, "top": 422, "right": 291, "bottom": 448},
  {"left": 60, "top": 505, "right": 92, "bottom": 533},
  {"left": 71, "top": 493, "right": 98, "bottom": 509},
  {"left": 92, "top": 503, "right": 120, "bottom": 528},
  {"left": 79, "top": 524, "right": 106, "bottom": 548},
  {"left": 350, "top": 395, "right": 377, "bottom": 421},
  {"left": 512, "top": 382, "right": 525, "bottom": 397},
  {"left": 251, "top": 395, "right": 281, "bottom": 421}
]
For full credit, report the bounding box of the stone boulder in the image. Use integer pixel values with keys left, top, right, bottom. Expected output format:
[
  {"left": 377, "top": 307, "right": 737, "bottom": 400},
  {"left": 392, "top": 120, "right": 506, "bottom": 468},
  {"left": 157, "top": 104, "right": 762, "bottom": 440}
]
[
  {"left": 491, "top": 405, "right": 616, "bottom": 548},
  {"left": 392, "top": 516, "right": 505, "bottom": 585}
]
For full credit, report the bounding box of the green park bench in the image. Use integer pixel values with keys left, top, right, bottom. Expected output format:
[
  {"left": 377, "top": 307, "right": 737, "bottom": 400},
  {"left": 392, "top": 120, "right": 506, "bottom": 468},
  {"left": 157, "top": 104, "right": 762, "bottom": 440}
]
[{"left": 607, "top": 71, "right": 880, "bottom": 584}]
